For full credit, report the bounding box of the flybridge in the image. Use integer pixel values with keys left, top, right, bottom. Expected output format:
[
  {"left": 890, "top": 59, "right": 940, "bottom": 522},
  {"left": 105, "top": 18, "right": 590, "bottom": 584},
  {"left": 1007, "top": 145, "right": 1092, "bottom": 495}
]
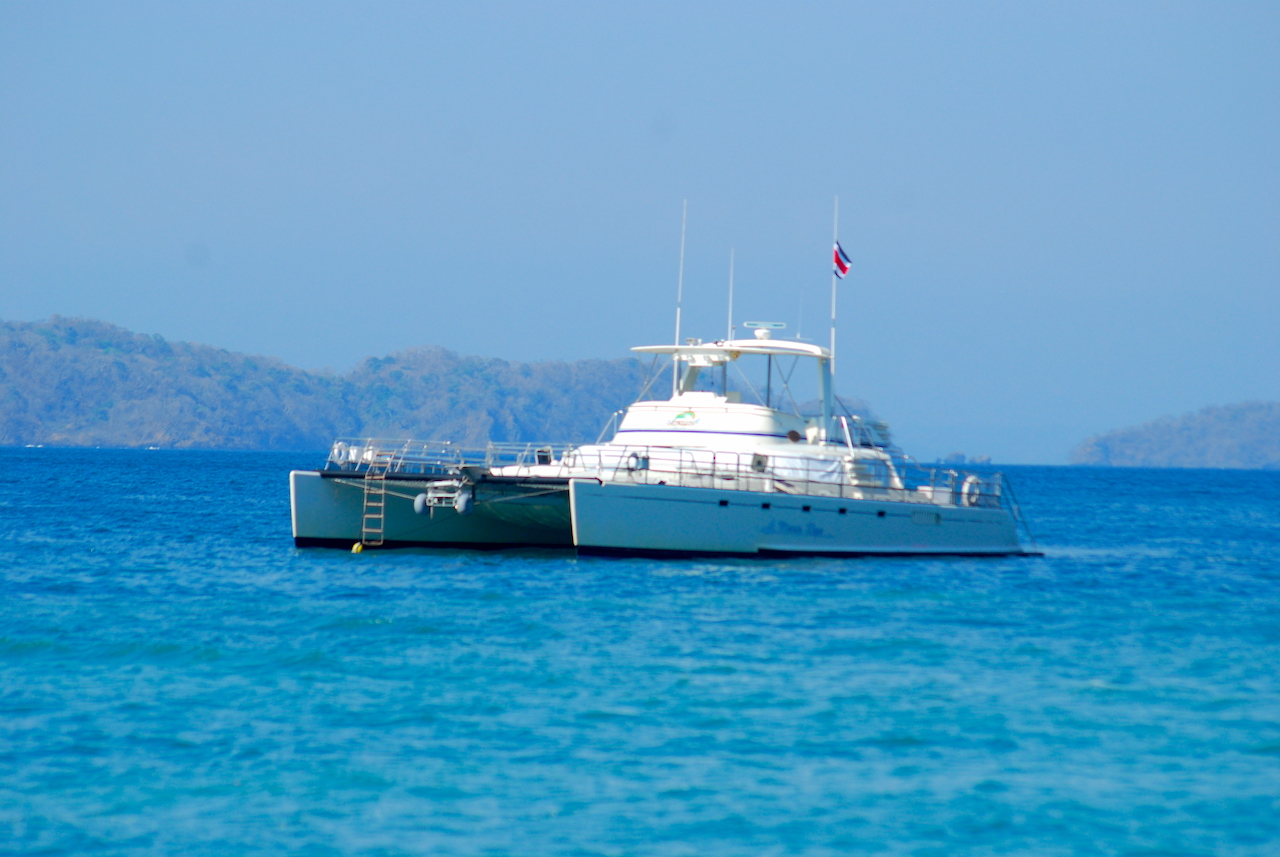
[{"left": 632, "top": 335, "right": 836, "bottom": 441}]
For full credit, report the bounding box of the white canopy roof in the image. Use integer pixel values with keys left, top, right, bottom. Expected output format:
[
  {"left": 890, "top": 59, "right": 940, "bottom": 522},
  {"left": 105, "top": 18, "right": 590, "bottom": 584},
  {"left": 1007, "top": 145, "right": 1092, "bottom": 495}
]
[{"left": 632, "top": 338, "right": 830, "bottom": 360}]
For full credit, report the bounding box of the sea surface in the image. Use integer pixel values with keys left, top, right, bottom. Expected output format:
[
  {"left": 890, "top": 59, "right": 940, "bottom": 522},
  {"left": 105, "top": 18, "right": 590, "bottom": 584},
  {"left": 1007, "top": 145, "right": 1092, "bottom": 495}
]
[{"left": 1, "top": 448, "right": 1278, "bottom": 856}]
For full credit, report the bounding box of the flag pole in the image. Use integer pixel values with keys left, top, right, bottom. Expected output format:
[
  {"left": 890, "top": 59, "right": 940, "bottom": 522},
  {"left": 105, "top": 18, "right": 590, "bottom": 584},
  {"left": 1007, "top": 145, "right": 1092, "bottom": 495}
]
[
  {"left": 830, "top": 195, "right": 839, "bottom": 376},
  {"left": 672, "top": 200, "right": 687, "bottom": 397}
]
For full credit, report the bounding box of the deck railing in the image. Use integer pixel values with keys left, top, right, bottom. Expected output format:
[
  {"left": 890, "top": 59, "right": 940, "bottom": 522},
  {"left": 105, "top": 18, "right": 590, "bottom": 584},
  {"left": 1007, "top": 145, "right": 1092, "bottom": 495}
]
[
  {"left": 324, "top": 438, "right": 576, "bottom": 476},
  {"left": 323, "top": 438, "right": 1010, "bottom": 511},
  {"left": 562, "top": 444, "right": 1007, "bottom": 510}
]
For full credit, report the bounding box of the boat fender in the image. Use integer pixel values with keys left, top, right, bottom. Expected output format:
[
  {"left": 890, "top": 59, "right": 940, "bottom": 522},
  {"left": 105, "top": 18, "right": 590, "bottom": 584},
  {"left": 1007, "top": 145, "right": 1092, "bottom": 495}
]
[
  {"left": 413, "top": 493, "right": 430, "bottom": 515},
  {"left": 453, "top": 486, "right": 474, "bottom": 516},
  {"left": 351, "top": 542, "right": 363, "bottom": 553},
  {"left": 961, "top": 475, "right": 982, "bottom": 507}
]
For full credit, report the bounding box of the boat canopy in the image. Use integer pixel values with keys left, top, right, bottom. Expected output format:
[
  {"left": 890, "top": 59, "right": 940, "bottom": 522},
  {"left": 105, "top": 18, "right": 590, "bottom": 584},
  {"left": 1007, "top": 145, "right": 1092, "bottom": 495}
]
[
  {"left": 631, "top": 337, "right": 835, "bottom": 441},
  {"left": 632, "top": 338, "right": 829, "bottom": 360}
]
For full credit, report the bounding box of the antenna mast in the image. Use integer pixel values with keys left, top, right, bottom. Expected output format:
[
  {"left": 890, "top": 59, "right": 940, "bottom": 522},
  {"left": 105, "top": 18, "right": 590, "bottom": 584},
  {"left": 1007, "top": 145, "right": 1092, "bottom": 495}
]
[
  {"left": 672, "top": 199, "right": 687, "bottom": 396},
  {"left": 726, "top": 247, "right": 735, "bottom": 341},
  {"left": 724, "top": 247, "right": 734, "bottom": 395}
]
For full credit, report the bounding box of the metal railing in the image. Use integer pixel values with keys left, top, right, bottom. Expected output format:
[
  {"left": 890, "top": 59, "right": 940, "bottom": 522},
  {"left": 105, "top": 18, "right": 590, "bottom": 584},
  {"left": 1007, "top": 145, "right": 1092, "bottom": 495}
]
[
  {"left": 324, "top": 438, "right": 576, "bottom": 476},
  {"left": 563, "top": 444, "right": 1008, "bottom": 510},
  {"left": 594, "top": 410, "right": 625, "bottom": 444},
  {"left": 839, "top": 414, "right": 894, "bottom": 449},
  {"left": 322, "top": 437, "right": 1011, "bottom": 512}
]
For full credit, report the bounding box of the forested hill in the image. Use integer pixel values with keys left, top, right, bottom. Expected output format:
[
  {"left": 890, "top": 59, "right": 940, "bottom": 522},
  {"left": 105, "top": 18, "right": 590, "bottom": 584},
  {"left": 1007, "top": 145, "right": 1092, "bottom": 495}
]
[
  {"left": 1071, "top": 402, "right": 1280, "bottom": 470},
  {"left": 0, "top": 317, "right": 647, "bottom": 450}
]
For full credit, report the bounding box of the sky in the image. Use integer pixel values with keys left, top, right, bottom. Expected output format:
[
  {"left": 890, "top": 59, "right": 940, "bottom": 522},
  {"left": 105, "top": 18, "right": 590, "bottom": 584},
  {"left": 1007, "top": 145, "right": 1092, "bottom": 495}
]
[{"left": 1, "top": 2, "right": 1277, "bottom": 462}]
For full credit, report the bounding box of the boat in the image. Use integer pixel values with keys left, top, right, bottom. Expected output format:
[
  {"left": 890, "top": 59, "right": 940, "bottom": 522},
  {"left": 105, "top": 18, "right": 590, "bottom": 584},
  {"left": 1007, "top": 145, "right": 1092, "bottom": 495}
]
[{"left": 290, "top": 329, "right": 1037, "bottom": 556}]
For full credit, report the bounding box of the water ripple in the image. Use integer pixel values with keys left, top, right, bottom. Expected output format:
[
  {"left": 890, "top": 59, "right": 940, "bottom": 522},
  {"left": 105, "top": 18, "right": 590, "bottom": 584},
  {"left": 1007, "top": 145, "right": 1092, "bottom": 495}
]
[{"left": 1, "top": 450, "right": 1279, "bottom": 854}]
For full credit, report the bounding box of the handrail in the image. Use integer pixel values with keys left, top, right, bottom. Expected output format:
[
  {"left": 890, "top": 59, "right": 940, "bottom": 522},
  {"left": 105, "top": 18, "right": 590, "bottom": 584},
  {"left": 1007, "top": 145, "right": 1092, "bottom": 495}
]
[
  {"left": 839, "top": 415, "right": 855, "bottom": 452},
  {"left": 324, "top": 437, "right": 576, "bottom": 476},
  {"left": 558, "top": 443, "right": 1009, "bottom": 510},
  {"left": 322, "top": 436, "right": 1022, "bottom": 513},
  {"left": 594, "top": 410, "right": 625, "bottom": 444}
]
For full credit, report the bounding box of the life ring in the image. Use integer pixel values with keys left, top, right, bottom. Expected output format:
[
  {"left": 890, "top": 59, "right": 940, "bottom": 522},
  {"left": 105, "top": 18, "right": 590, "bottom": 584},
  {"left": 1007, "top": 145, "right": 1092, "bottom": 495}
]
[
  {"left": 961, "top": 475, "right": 982, "bottom": 507},
  {"left": 626, "top": 452, "right": 648, "bottom": 472}
]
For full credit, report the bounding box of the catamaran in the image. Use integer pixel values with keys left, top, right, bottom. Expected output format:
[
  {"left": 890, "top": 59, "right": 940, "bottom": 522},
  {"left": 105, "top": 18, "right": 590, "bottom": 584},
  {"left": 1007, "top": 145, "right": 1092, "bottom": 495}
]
[{"left": 290, "top": 328, "right": 1037, "bottom": 556}]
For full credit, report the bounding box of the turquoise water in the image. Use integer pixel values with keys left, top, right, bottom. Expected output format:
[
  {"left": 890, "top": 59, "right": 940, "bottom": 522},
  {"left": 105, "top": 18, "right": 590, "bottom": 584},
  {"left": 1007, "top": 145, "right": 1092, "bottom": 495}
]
[{"left": 2, "top": 449, "right": 1279, "bottom": 855}]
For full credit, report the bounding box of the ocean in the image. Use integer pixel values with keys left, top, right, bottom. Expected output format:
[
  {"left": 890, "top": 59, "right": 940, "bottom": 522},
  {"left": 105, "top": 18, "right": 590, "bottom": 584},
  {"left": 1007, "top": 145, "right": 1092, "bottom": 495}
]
[{"left": 2, "top": 448, "right": 1278, "bottom": 855}]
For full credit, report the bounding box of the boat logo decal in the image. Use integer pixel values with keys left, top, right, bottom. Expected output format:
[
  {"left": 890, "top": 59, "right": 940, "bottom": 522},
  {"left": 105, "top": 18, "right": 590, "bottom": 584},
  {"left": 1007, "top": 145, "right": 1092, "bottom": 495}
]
[{"left": 668, "top": 410, "right": 699, "bottom": 427}]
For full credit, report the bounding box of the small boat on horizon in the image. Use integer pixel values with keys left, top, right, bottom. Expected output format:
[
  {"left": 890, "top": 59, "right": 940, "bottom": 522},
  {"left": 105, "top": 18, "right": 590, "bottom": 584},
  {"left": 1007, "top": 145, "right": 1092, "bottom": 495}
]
[{"left": 290, "top": 329, "right": 1038, "bottom": 557}]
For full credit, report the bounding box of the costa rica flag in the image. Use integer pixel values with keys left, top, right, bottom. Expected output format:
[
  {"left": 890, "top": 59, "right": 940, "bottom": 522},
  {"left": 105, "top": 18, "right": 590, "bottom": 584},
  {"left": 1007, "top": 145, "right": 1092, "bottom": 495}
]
[{"left": 833, "top": 242, "right": 852, "bottom": 279}]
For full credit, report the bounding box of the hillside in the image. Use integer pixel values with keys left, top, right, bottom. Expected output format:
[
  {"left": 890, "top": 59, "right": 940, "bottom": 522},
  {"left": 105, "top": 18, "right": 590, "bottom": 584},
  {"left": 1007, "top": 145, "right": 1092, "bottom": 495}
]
[
  {"left": 1071, "top": 402, "right": 1280, "bottom": 470},
  {"left": 0, "top": 317, "right": 647, "bottom": 450}
]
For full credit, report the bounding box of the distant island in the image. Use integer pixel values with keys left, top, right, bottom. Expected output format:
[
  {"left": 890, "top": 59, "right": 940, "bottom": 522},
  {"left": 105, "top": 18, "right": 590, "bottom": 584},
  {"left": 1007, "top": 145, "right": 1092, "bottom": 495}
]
[
  {"left": 1071, "top": 402, "right": 1280, "bottom": 470},
  {"left": 3, "top": 316, "right": 878, "bottom": 453},
  {"left": 11, "top": 317, "right": 1275, "bottom": 468},
  {"left": 0, "top": 317, "right": 647, "bottom": 450}
]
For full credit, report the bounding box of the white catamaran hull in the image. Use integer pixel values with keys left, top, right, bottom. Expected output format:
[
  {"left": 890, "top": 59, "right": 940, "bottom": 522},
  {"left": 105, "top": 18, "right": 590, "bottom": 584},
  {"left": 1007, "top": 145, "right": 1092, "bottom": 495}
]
[{"left": 569, "top": 479, "right": 1024, "bottom": 556}]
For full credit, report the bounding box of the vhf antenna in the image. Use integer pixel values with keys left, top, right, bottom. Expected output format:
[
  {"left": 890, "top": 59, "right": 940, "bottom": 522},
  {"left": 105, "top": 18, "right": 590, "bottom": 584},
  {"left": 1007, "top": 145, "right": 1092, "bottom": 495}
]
[
  {"left": 726, "top": 247, "right": 735, "bottom": 342},
  {"left": 724, "top": 247, "right": 734, "bottom": 395},
  {"left": 671, "top": 200, "right": 687, "bottom": 397}
]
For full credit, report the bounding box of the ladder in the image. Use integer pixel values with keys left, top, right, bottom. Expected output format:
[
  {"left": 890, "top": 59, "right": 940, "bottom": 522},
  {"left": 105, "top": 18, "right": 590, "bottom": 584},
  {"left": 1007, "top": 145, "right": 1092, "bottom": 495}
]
[{"left": 360, "top": 451, "right": 397, "bottom": 547}]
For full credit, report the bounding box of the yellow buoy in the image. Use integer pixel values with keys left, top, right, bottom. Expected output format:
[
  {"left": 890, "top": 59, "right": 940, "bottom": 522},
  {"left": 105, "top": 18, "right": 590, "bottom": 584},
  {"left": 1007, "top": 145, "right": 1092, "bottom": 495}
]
[{"left": 351, "top": 542, "right": 363, "bottom": 553}]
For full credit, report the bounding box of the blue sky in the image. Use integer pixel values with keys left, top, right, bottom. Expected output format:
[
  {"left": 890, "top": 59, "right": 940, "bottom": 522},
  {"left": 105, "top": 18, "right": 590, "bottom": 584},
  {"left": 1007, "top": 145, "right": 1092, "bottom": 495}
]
[{"left": 1, "top": 2, "right": 1276, "bottom": 462}]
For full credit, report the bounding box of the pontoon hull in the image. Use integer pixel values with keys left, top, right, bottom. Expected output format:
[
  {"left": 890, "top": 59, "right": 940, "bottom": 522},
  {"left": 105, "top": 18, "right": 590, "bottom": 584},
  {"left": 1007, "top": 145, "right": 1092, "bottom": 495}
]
[
  {"left": 290, "top": 471, "right": 572, "bottom": 549},
  {"left": 568, "top": 479, "right": 1026, "bottom": 557}
]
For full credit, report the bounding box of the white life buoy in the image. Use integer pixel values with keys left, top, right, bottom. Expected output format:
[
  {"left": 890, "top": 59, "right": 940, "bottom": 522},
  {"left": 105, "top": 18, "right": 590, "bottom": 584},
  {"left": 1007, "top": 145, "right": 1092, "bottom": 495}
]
[{"left": 961, "top": 475, "right": 982, "bottom": 507}]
